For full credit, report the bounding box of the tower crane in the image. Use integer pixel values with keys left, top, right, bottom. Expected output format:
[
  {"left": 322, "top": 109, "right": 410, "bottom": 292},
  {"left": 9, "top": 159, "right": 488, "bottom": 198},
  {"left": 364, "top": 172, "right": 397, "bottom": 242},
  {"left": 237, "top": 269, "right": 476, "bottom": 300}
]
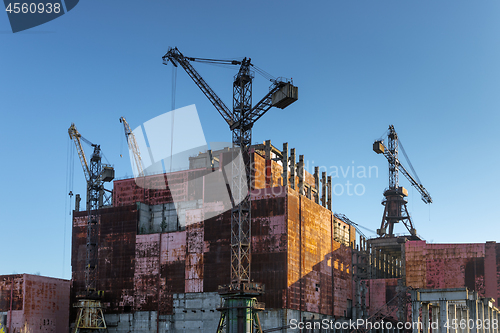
[
  {"left": 68, "top": 123, "right": 114, "bottom": 332},
  {"left": 373, "top": 125, "right": 432, "bottom": 239},
  {"left": 119, "top": 117, "right": 144, "bottom": 177},
  {"left": 163, "top": 47, "right": 298, "bottom": 333}
]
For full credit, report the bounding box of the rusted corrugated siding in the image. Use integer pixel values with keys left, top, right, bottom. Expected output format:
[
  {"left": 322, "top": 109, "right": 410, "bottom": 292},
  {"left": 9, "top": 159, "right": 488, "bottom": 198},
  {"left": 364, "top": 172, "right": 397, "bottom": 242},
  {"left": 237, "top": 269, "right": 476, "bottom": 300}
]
[
  {"left": 405, "top": 241, "right": 494, "bottom": 297},
  {"left": 71, "top": 205, "right": 138, "bottom": 314},
  {"left": 0, "top": 275, "right": 69, "bottom": 333},
  {"left": 251, "top": 186, "right": 287, "bottom": 309},
  {"left": 0, "top": 275, "right": 23, "bottom": 311},
  {"left": 286, "top": 187, "right": 352, "bottom": 317},
  {"left": 113, "top": 169, "right": 214, "bottom": 207},
  {"left": 365, "top": 278, "right": 399, "bottom": 319},
  {"left": 23, "top": 274, "right": 70, "bottom": 333},
  {"left": 405, "top": 241, "right": 427, "bottom": 288}
]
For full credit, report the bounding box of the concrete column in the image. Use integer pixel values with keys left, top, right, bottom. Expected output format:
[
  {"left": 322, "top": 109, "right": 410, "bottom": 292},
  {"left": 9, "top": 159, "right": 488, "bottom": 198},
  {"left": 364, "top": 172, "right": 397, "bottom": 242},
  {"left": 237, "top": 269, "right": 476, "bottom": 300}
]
[
  {"left": 298, "top": 155, "right": 304, "bottom": 195},
  {"left": 422, "top": 303, "right": 430, "bottom": 333},
  {"left": 440, "top": 299, "right": 449, "bottom": 333},
  {"left": 432, "top": 304, "right": 440, "bottom": 333},
  {"left": 478, "top": 301, "right": 485, "bottom": 333},
  {"left": 289, "top": 148, "right": 296, "bottom": 190},
  {"left": 462, "top": 306, "right": 470, "bottom": 333},
  {"left": 282, "top": 143, "right": 288, "bottom": 188},
  {"left": 314, "top": 166, "right": 319, "bottom": 204},
  {"left": 456, "top": 306, "right": 463, "bottom": 333},
  {"left": 411, "top": 290, "right": 421, "bottom": 333},
  {"left": 327, "top": 176, "right": 332, "bottom": 211},
  {"left": 321, "top": 172, "right": 326, "bottom": 207},
  {"left": 449, "top": 303, "right": 457, "bottom": 333},
  {"left": 485, "top": 302, "right": 491, "bottom": 333},
  {"left": 467, "top": 299, "right": 478, "bottom": 333}
]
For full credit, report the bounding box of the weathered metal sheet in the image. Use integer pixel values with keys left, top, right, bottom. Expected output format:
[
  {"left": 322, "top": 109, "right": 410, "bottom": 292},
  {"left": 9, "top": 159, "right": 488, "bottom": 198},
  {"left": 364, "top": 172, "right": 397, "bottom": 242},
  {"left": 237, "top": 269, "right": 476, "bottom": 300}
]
[
  {"left": 286, "top": 187, "right": 353, "bottom": 317},
  {"left": 0, "top": 274, "right": 70, "bottom": 333}
]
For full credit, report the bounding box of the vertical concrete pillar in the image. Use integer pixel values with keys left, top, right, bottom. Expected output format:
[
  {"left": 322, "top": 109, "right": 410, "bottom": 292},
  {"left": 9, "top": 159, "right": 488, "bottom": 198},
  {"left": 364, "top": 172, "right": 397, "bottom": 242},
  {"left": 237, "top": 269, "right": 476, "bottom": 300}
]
[
  {"left": 411, "top": 290, "right": 421, "bottom": 333},
  {"left": 432, "top": 304, "right": 440, "bottom": 333},
  {"left": 462, "top": 306, "right": 470, "bottom": 333},
  {"left": 422, "top": 303, "right": 430, "bottom": 333},
  {"left": 449, "top": 303, "right": 457, "bottom": 333},
  {"left": 467, "top": 299, "right": 478, "bottom": 333},
  {"left": 314, "top": 166, "right": 319, "bottom": 204},
  {"left": 290, "top": 148, "right": 296, "bottom": 190},
  {"left": 439, "top": 299, "right": 449, "bottom": 333},
  {"left": 457, "top": 305, "right": 463, "bottom": 333},
  {"left": 321, "top": 172, "right": 326, "bottom": 207},
  {"left": 298, "top": 155, "right": 305, "bottom": 195},
  {"left": 327, "top": 176, "right": 332, "bottom": 211},
  {"left": 282, "top": 143, "right": 288, "bottom": 188},
  {"left": 264, "top": 140, "right": 272, "bottom": 188},
  {"left": 485, "top": 301, "right": 491, "bottom": 333},
  {"left": 478, "top": 300, "right": 485, "bottom": 333}
]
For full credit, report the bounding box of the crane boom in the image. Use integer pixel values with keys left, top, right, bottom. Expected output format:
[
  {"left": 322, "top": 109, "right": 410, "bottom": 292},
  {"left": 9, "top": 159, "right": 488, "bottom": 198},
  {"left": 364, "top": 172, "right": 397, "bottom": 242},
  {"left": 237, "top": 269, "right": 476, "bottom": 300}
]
[
  {"left": 163, "top": 47, "right": 235, "bottom": 126},
  {"left": 120, "top": 117, "right": 144, "bottom": 177},
  {"left": 68, "top": 123, "right": 91, "bottom": 182},
  {"left": 376, "top": 140, "right": 432, "bottom": 204}
]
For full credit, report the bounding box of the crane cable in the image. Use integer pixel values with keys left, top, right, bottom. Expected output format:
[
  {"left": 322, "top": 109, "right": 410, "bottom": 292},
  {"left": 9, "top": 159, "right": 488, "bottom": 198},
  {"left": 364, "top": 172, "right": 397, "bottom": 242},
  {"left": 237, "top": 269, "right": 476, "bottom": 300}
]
[
  {"left": 63, "top": 138, "right": 75, "bottom": 279},
  {"left": 170, "top": 65, "right": 177, "bottom": 173}
]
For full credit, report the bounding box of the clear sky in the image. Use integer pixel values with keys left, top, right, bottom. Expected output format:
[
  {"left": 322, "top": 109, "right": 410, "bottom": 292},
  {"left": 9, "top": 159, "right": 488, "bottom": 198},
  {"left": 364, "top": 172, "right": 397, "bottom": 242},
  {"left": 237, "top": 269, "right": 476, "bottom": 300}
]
[{"left": 1, "top": 0, "right": 499, "bottom": 280}]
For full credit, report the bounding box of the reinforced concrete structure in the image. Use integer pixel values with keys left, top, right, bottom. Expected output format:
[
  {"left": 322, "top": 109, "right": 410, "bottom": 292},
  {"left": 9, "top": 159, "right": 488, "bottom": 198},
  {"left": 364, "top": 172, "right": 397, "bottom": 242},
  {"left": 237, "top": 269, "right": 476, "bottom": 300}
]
[
  {"left": 71, "top": 140, "right": 356, "bottom": 332},
  {"left": 0, "top": 274, "right": 70, "bottom": 333}
]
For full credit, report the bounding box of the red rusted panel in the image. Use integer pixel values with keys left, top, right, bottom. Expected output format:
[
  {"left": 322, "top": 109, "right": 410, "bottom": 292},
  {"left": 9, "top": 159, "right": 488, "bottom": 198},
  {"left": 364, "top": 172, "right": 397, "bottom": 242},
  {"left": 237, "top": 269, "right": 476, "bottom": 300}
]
[
  {"left": 0, "top": 275, "right": 23, "bottom": 311},
  {"left": 405, "top": 241, "right": 492, "bottom": 297},
  {"left": 365, "top": 278, "right": 399, "bottom": 319},
  {"left": 286, "top": 188, "right": 353, "bottom": 317},
  {"left": 484, "top": 242, "right": 497, "bottom": 299},
  {"left": 71, "top": 205, "right": 138, "bottom": 315},
  {"left": 23, "top": 274, "right": 70, "bottom": 333},
  {"left": 0, "top": 274, "right": 70, "bottom": 333}
]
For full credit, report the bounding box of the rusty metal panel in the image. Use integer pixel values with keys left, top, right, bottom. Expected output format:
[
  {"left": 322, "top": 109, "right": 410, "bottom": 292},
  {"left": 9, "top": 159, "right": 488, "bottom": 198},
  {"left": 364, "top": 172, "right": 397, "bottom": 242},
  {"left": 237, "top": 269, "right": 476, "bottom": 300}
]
[
  {"left": 186, "top": 213, "right": 204, "bottom": 293},
  {"left": 23, "top": 274, "right": 70, "bottom": 333},
  {"left": 405, "top": 240, "right": 427, "bottom": 289},
  {"left": 286, "top": 188, "right": 353, "bottom": 317},
  {"left": 71, "top": 205, "right": 138, "bottom": 315},
  {"left": 0, "top": 275, "right": 23, "bottom": 312},
  {"left": 484, "top": 242, "right": 497, "bottom": 299},
  {"left": 0, "top": 275, "right": 70, "bottom": 333}
]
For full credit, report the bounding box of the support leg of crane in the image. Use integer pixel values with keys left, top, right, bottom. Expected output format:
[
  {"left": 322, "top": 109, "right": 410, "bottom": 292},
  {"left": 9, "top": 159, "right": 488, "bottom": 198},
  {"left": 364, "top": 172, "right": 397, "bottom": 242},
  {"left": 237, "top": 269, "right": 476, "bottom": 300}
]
[{"left": 72, "top": 299, "right": 107, "bottom": 333}]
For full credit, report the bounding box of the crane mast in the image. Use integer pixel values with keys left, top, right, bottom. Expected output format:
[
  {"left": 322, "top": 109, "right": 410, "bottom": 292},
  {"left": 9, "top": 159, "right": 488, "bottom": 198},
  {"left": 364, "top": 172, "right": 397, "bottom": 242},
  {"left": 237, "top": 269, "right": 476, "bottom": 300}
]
[
  {"left": 163, "top": 47, "right": 297, "bottom": 333},
  {"left": 373, "top": 125, "right": 432, "bottom": 238},
  {"left": 68, "top": 123, "right": 114, "bottom": 332}
]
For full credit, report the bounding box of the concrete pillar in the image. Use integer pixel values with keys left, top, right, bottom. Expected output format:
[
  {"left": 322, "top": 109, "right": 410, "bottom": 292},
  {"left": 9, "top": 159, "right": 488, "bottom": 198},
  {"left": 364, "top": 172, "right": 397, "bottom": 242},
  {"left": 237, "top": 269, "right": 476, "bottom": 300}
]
[
  {"left": 485, "top": 302, "right": 491, "bottom": 333},
  {"left": 461, "top": 306, "right": 470, "bottom": 333},
  {"left": 289, "top": 148, "right": 296, "bottom": 190},
  {"left": 422, "top": 303, "right": 430, "bottom": 333},
  {"left": 478, "top": 300, "right": 485, "bottom": 333},
  {"left": 327, "top": 176, "right": 332, "bottom": 211},
  {"left": 440, "top": 299, "right": 449, "bottom": 333},
  {"left": 432, "top": 304, "right": 440, "bottom": 333},
  {"left": 282, "top": 143, "right": 288, "bottom": 188},
  {"left": 449, "top": 303, "right": 457, "bottom": 333},
  {"left": 457, "top": 305, "right": 463, "bottom": 333},
  {"left": 298, "top": 155, "right": 304, "bottom": 195},
  {"left": 321, "top": 172, "right": 326, "bottom": 207},
  {"left": 314, "top": 166, "right": 319, "bottom": 204},
  {"left": 467, "top": 299, "right": 478, "bottom": 333}
]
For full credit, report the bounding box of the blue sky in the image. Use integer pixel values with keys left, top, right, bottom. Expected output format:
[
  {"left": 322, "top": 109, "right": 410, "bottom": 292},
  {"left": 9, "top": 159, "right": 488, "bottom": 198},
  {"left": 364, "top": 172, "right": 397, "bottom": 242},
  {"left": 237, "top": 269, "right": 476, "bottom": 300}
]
[{"left": 1, "top": 0, "right": 499, "bottom": 279}]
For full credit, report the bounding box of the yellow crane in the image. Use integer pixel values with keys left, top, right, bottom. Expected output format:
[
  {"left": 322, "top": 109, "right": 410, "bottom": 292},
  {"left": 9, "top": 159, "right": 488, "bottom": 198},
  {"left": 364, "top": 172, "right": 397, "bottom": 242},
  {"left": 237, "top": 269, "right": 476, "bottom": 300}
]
[{"left": 119, "top": 116, "right": 144, "bottom": 177}]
